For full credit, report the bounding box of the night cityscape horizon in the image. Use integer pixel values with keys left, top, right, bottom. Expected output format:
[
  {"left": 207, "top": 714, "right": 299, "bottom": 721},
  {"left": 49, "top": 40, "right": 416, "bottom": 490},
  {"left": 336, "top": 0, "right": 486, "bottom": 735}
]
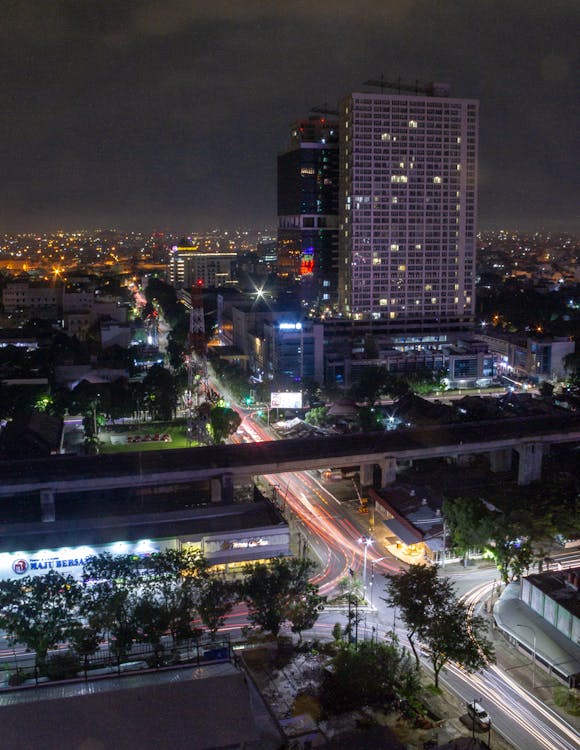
[
  {"left": 1, "top": 2, "right": 578, "bottom": 233},
  {"left": 0, "top": 3, "right": 578, "bottom": 749}
]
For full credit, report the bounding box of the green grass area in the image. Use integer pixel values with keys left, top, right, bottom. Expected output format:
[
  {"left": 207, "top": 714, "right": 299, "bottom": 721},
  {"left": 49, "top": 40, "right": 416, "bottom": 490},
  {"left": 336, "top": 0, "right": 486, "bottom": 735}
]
[
  {"left": 99, "top": 424, "right": 201, "bottom": 453},
  {"left": 553, "top": 686, "right": 580, "bottom": 716}
]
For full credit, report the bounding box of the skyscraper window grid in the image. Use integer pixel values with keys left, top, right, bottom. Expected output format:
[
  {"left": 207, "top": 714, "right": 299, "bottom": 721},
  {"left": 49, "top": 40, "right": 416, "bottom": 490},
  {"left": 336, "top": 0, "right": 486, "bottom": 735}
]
[{"left": 338, "top": 88, "right": 478, "bottom": 329}]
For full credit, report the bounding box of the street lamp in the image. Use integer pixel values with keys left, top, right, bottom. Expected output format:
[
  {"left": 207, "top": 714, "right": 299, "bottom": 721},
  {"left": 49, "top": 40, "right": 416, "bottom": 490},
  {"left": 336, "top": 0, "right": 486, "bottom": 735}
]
[
  {"left": 515, "top": 623, "right": 537, "bottom": 689},
  {"left": 358, "top": 536, "right": 373, "bottom": 601}
]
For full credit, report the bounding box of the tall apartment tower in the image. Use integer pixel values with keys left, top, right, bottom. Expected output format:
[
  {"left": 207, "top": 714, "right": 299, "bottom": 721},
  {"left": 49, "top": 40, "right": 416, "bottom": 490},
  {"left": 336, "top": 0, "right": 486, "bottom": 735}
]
[
  {"left": 338, "top": 83, "right": 478, "bottom": 329},
  {"left": 277, "top": 115, "right": 339, "bottom": 308}
]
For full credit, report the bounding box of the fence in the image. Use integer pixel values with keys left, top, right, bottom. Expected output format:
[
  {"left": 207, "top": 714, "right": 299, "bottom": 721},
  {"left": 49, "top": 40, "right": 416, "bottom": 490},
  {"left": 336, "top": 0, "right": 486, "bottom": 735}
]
[{"left": 0, "top": 634, "right": 232, "bottom": 690}]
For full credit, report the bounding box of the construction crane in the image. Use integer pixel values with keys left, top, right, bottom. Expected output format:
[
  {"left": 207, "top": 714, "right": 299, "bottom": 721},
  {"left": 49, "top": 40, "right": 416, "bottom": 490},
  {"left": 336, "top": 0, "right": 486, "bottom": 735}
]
[{"left": 363, "top": 75, "right": 450, "bottom": 97}]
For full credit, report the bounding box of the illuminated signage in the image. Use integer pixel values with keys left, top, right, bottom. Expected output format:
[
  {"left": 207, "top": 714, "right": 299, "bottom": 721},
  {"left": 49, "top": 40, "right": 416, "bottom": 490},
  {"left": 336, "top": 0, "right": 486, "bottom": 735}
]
[
  {"left": 271, "top": 392, "right": 303, "bottom": 409},
  {"left": 232, "top": 538, "right": 269, "bottom": 549},
  {"left": 1, "top": 540, "right": 163, "bottom": 580},
  {"left": 279, "top": 322, "right": 302, "bottom": 331},
  {"left": 219, "top": 538, "right": 269, "bottom": 551}
]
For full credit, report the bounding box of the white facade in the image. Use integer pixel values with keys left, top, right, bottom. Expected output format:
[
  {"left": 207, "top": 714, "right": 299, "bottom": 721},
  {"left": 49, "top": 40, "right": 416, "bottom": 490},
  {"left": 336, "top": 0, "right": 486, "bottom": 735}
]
[
  {"left": 339, "top": 89, "right": 478, "bottom": 327},
  {"left": 167, "top": 247, "right": 236, "bottom": 288}
]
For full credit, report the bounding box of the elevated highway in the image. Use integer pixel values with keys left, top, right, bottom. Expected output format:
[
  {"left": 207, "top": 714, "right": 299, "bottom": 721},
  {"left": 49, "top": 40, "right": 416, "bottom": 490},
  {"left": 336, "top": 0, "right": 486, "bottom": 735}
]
[{"left": 1, "top": 414, "right": 579, "bottom": 516}]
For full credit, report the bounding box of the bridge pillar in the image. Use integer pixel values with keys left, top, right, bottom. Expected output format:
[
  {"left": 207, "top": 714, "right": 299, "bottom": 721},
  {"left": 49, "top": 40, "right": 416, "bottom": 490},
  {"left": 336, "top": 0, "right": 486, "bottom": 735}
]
[
  {"left": 516, "top": 443, "right": 543, "bottom": 485},
  {"left": 40, "top": 489, "right": 55, "bottom": 522},
  {"left": 380, "top": 458, "right": 397, "bottom": 487},
  {"left": 210, "top": 478, "right": 221, "bottom": 503},
  {"left": 210, "top": 474, "right": 234, "bottom": 503},
  {"left": 489, "top": 448, "right": 512, "bottom": 473},
  {"left": 360, "top": 462, "right": 374, "bottom": 487}
]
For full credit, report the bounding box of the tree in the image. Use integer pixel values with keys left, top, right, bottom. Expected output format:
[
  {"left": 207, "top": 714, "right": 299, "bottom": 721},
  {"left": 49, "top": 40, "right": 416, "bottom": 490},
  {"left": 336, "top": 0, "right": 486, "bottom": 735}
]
[
  {"left": 139, "top": 548, "right": 207, "bottom": 645},
  {"left": 287, "top": 584, "right": 326, "bottom": 644},
  {"left": 134, "top": 595, "right": 172, "bottom": 662},
  {"left": 0, "top": 571, "right": 82, "bottom": 671},
  {"left": 487, "top": 530, "right": 533, "bottom": 584},
  {"left": 384, "top": 565, "right": 494, "bottom": 686},
  {"left": 208, "top": 405, "right": 241, "bottom": 444},
  {"left": 69, "top": 625, "right": 102, "bottom": 675},
  {"left": 81, "top": 553, "right": 142, "bottom": 664},
  {"left": 319, "top": 640, "right": 421, "bottom": 714},
  {"left": 357, "top": 405, "right": 383, "bottom": 432},
  {"left": 443, "top": 496, "right": 496, "bottom": 566},
  {"left": 384, "top": 565, "right": 452, "bottom": 669},
  {"left": 142, "top": 364, "right": 179, "bottom": 420},
  {"left": 350, "top": 366, "right": 390, "bottom": 406},
  {"left": 197, "top": 577, "right": 237, "bottom": 636},
  {"left": 304, "top": 406, "right": 329, "bottom": 427},
  {"left": 422, "top": 600, "right": 493, "bottom": 687},
  {"left": 241, "top": 557, "right": 319, "bottom": 637}
]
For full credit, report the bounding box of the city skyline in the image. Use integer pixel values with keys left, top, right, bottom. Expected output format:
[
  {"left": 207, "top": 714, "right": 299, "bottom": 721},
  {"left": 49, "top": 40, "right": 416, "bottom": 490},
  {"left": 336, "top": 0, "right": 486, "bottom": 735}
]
[{"left": 0, "top": 1, "right": 578, "bottom": 233}]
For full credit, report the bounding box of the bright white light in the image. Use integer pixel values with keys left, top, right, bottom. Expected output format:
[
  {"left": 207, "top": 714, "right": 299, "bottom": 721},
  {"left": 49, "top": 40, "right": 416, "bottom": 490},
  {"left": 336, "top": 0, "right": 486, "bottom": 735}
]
[{"left": 136, "top": 539, "right": 156, "bottom": 553}]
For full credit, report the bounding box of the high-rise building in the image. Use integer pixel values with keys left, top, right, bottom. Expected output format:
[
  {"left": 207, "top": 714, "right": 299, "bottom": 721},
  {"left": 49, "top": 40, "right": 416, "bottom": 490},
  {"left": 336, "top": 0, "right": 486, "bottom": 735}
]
[
  {"left": 338, "top": 83, "right": 478, "bottom": 330},
  {"left": 277, "top": 115, "right": 339, "bottom": 308},
  {"left": 167, "top": 245, "right": 237, "bottom": 289}
]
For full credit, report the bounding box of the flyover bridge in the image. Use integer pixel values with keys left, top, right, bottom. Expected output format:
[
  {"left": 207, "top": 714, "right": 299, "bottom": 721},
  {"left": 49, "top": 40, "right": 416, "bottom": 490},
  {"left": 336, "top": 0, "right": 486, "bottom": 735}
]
[{"left": 1, "top": 413, "right": 579, "bottom": 518}]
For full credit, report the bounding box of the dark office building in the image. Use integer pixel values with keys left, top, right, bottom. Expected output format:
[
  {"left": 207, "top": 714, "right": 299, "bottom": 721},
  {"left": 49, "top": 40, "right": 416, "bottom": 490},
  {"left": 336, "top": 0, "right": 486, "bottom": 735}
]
[{"left": 277, "top": 116, "right": 339, "bottom": 309}]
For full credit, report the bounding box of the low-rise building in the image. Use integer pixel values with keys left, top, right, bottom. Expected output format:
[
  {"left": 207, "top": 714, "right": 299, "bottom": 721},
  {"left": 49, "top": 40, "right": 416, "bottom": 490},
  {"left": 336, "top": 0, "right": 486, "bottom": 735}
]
[{"left": 521, "top": 568, "right": 580, "bottom": 646}]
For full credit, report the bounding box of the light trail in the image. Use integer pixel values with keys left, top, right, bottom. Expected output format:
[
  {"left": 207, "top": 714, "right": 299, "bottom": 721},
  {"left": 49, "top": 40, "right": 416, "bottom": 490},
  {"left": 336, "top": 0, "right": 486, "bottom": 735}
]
[{"left": 453, "top": 579, "right": 580, "bottom": 750}]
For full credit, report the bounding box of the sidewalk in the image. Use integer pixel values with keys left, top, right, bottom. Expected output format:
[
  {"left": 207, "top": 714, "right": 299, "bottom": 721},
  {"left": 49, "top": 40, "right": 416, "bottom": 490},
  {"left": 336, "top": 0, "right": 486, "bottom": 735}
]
[{"left": 486, "top": 584, "right": 580, "bottom": 733}]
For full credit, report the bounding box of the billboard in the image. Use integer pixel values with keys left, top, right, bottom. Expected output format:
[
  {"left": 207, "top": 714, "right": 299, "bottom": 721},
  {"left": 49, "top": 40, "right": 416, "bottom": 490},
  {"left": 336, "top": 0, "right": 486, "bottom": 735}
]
[{"left": 270, "top": 392, "right": 303, "bottom": 409}]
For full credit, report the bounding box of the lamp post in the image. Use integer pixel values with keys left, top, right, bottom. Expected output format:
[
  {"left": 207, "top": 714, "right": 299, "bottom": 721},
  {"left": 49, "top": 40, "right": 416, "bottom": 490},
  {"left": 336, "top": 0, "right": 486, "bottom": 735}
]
[
  {"left": 471, "top": 698, "right": 479, "bottom": 740},
  {"left": 358, "top": 536, "right": 373, "bottom": 602},
  {"left": 516, "top": 623, "right": 537, "bottom": 689}
]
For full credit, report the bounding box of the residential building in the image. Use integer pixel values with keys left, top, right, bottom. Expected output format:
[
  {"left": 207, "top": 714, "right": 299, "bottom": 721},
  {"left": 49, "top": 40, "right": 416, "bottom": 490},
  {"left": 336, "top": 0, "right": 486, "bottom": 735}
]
[{"left": 338, "top": 83, "right": 478, "bottom": 330}]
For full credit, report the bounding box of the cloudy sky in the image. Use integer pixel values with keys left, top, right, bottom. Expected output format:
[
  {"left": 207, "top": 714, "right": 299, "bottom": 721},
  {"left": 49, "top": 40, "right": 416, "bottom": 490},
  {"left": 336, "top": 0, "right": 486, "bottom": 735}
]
[{"left": 0, "top": 0, "right": 578, "bottom": 233}]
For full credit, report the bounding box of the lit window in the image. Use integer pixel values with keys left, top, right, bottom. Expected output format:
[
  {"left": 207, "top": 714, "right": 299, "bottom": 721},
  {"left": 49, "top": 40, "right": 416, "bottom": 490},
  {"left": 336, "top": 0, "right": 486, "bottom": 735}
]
[
  {"left": 409, "top": 120, "right": 418, "bottom": 128},
  {"left": 392, "top": 197, "right": 398, "bottom": 204},
  {"left": 456, "top": 164, "right": 461, "bottom": 171},
  {"left": 425, "top": 284, "right": 432, "bottom": 291},
  {"left": 398, "top": 264, "right": 406, "bottom": 272},
  {"left": 431, "top": 297, "right": 437, "bottom": 304},
  {"left": 301, "top": 167, "right": 315, "bottom": 176},
  {"left": 415, "top": 244, "right": 422, "bottom": 250},
  {"left": 390, "top": 244, "right": 399, "bottom": 251},
  {"left": 379, "top": 298, "right": 388, "bottom": 306},
  {"left": 381, "top": 133, "right": 391, "bottom": 141},
  {"left": 389, "top": 312, "right": 397, "bottom": 319},
  {"left": 391, "top": 175, "right": 408, "bottom": 183},
  {"left": 433, "top": 176, "right": 442, "bottom": 184},
  {"left": 373, "top": 257, "right": 382, "bottom": 264}
]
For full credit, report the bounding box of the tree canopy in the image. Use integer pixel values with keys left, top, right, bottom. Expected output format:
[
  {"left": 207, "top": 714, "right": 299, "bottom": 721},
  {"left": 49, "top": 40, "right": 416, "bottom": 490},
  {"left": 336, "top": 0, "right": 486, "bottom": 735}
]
[
  {"left": 384, "top": 564, "right": 494, "bottom": 686},
  {"left": 319, "top": 639, "right": 420, "bottom": 715},
  {"left": 241, "top": 557, "right": 324, "bottom": 637}
]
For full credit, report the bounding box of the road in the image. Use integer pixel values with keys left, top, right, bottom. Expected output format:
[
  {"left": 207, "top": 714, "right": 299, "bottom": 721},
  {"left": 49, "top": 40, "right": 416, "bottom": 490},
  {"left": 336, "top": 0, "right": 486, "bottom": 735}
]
[{"left": 232, "top": 407, "right": 580, "bottom": 750}]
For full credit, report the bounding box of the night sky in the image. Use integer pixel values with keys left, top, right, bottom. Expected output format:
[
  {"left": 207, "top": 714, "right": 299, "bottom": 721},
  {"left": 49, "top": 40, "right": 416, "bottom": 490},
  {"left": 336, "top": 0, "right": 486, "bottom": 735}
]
[{"left": 0, "top": 1, "right": 578, "bottom": 233}]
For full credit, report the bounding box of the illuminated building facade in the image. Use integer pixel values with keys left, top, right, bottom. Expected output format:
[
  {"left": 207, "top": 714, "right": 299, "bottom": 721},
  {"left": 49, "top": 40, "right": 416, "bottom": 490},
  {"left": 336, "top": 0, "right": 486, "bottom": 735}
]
[
  {"left": 277, "top": 116, "right": 339, "bottom": 307},
  {"left": 339, "top": 85, "right": 478, "bottom": 329},
  {"left": 167, "top": 245, "right": 237, "bottom": 288}
]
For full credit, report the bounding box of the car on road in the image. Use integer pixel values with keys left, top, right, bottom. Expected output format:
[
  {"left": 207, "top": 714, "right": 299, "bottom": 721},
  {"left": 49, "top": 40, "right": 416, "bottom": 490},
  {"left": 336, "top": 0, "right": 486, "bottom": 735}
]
[{"left": 466, "top": 701, "right": 491, "bottom": 728}]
